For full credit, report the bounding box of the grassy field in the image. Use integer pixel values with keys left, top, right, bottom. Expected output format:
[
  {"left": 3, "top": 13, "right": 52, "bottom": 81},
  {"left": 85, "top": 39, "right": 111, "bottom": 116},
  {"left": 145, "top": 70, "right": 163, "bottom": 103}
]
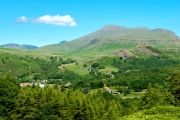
[
  {"left": 60, "top": 63, "right": 89, "bottom": 75},
  {"left": 89, "top": 86, "right": 145, "bottom": 99},
  {"left": 59, "top": 55, "right": 120, "bottom": 75},
  {"left": 108, "top": 86, "right": 145, "bottom": 99},
  {"left": 119, "top": 91, "right": 145, "bottom": 99}
]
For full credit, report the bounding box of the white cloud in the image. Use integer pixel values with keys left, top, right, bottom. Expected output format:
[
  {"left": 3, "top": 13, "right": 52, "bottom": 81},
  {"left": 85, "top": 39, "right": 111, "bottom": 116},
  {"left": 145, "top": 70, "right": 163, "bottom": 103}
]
[
  {"left": 70, "top": 21, "right": 77, "bottom": 26},
  {"left": 15, "top": 16, "right": 28, "bottom": 23},
  {"left": 14, "top": 15, "right": 77, "bottom": 26},
  {"left": 32, "top": 15, "right": 77, "bottom": 26}
]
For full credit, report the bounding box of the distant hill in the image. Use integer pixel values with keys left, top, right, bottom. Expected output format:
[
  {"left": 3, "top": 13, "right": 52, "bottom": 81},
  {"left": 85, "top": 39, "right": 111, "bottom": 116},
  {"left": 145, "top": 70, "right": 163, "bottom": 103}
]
[
  {"left": 37, "top": 25, "right": 180, "bottom": 58},
  {"left": 0, "top": 43, "right": 38, "bottom": 50},
  {"left": 59, "top": 40, "right": 67, "bottom": 44}
]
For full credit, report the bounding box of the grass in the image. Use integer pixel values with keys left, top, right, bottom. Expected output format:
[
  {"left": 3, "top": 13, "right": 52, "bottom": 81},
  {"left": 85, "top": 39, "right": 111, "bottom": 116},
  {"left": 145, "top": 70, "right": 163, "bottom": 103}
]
[
  {"left": 0, "top": 48, "right": 86, "bottom": 62},
  {"left": 119, "top": 91, "right": 145, "bottom": 99},
  {"left": 65, "top": 63, "right": 89, "bottom": 75},
  {"left": 88, "top": 87, "right": 145, "bottom": 99},
  {"left": 59, "top": 55, "right": 120, "bottom": 75},
  {"left": 60, "top": 61, "right": 119, "bottom": 75},
  {"left": 121, "top": 106, "right": 180, "bottom": 120},
  {"left": 109, "top": 86, "right": 144, "bottom": 98},
  {"left": 99, "top": 66, "right": 118, "bottom": 73}
]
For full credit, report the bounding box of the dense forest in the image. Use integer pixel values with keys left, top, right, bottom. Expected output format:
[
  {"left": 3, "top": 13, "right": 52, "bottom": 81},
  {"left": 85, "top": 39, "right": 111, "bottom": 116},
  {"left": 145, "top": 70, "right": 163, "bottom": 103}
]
[
  {"left": 1, "top": 71, "right": 180, "bottom": 119},
  {"left": 1, "top": 47, "right": 180, "bottom": 119}
]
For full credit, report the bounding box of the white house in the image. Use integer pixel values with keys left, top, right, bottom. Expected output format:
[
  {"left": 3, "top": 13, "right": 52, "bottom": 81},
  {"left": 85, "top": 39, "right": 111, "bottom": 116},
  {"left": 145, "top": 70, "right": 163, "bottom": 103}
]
[
  {"left": 104, "top": 87, "right": 112, "bottom": 93},
  {"left": 39, "top": 83, "right": 45, "bottom": 88}
]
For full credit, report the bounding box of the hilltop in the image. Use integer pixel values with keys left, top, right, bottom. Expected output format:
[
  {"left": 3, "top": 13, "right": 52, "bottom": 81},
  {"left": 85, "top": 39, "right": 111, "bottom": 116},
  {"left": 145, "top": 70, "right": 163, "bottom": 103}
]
[{"left": 37, "top": 25, "right": 180, "bottom": 58}]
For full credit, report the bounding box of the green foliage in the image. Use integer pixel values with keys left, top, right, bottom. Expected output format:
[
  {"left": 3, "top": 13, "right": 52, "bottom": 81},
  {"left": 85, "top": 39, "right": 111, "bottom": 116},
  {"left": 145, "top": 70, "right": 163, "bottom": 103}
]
[
  {"left": 11, "top": 87, "right": 125, "bottom": 119},
  {"left": 110, "top": 61, "right": 180, "bottom": 92},
  {"left": 0, "top": 52, "right": 58, "bottom": 80},
  {"left": 0, "top": 73, "right": 19, "bottom": 119},
  {"left": 141, "top": 84, "right": 167, "bottom": 109},
  {"left": 91, "top": 63, "right": 100, "bottom": 67},
  {"left": 167, "top": 71, "right": 180, "bottom": 106},
  {"left": 122, "top": 106, "right": 180, "bottom": 120},
  {"left": 60, "top": 58, "right": 76, "bottom": 64},
  {"left": 112, "top": 56, "right": 179, "bottom": 71},
  {"left": 83, "top": 63, "right": 87, "bottom": 67}
]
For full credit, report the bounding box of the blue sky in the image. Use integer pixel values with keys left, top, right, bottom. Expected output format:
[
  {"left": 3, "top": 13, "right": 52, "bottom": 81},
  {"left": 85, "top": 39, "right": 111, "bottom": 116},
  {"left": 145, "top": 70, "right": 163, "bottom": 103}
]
[{"left": 0, "top": 0, "right": 180, "bottom": 47}]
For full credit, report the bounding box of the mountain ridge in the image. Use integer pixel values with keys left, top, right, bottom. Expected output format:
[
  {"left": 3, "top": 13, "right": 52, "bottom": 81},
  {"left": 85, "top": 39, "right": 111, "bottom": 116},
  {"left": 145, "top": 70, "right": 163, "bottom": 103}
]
[
  {"left": 37, "top": 25, "right": 180, "bottom": 56},
  {"left": 0, "top": 43, "right": 38, "bottom": 50}
]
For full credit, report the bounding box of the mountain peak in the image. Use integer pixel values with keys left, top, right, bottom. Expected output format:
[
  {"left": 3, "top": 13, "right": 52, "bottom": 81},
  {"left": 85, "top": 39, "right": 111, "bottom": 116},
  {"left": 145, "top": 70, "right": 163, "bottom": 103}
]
[
  {"left": 151, "top": 28, "right": 178, "bottom": 38},
  {"left": 135, "top": 27, "right": 150, "bottom": 30},
  {"left": 90, "top": 25, "right": 179, "bottom": 40},
  {"left": 102, "top": 25, "right": 125, "bottom": 29}
]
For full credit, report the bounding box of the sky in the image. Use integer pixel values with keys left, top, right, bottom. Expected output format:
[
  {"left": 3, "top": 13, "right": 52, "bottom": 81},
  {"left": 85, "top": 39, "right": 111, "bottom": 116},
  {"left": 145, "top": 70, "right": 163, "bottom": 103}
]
[{"left": 0, "top": 0, "right": 180, "bottom": 47}]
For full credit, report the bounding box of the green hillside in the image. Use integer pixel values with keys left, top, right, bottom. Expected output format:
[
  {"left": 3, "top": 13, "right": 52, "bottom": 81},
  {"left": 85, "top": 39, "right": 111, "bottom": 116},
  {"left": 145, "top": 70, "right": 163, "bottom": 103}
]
[
  {"left": 57, "top": 46, "right": 180, "bottom": 76},
  {"left": 37, "top": 25, "right": 180, "bottom": 59},
  {"left": 0, "top": 48, "right": 78, "bottom": 82}
]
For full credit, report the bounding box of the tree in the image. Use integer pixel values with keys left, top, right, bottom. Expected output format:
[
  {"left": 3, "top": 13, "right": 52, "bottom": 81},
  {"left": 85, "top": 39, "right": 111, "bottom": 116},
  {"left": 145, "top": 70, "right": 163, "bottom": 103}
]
[
  {"left": 73, "top": 99, "right": 84, "bottom": 119},
  {"left": 168, "top": 71, "right": 180, "bottom": 105},
  {"left": 120, "top": 56, "right": 123, "bottom": 60},
  {"left": 103, "top": 101, "right": 119, "bottom": 120},
  {"left": 11, "top": 88, "right": 37, "bottom": 119},
  {"left": 91, "top": 63, "right": 99, "bottom": 68},
  {"left": 141, "top": 84, "right": 165, "bottom": 109},
  {"left": 0, "top": 73, "right": 19, "bottom": 119},
  {"left": 83, "top": 64, "right": 87, "bottom": 67}
]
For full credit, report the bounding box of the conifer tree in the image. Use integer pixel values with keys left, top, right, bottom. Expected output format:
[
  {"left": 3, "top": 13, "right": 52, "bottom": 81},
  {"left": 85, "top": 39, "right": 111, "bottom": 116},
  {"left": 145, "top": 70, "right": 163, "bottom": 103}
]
[
  {"left": 141, "top": 84, "right": 165, "bottom": 109},
  {"left": 168, "top": 71, "right": 180, "bottom": 105},
  {"left": 0, "top": 72, "right": 19, "bottom": 119}
]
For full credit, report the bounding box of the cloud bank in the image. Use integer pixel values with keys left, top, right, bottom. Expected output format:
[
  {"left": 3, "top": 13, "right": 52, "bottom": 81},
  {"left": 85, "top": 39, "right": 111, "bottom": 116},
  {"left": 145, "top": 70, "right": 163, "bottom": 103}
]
[{"left": 14, "top": 15, "right": 77, "bottom": 26}]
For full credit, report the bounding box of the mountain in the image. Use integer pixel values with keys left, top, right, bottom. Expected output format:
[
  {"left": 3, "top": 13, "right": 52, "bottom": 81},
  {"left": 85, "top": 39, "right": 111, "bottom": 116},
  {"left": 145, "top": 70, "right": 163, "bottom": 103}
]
[
  {"left": 37, "top": 25, "right": 180, "bottom": 58},
  {"left": 0, "top": 43, "right": 38, "bottom": 50},
  {"left": 74, "top": 25, "right": 178, "bottom": 41}
]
